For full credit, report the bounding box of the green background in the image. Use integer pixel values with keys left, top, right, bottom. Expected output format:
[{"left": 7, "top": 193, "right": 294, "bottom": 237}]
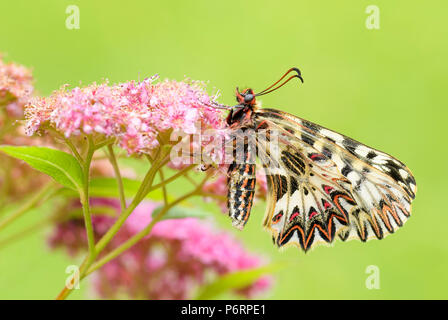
[{"left": 0, "top": 0, "right": 447, "bottom": 299}]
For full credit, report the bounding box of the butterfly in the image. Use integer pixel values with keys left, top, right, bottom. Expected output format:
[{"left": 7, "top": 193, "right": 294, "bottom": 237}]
[{"left": 213, "top": 68, "right": 416, "bottom": 252}]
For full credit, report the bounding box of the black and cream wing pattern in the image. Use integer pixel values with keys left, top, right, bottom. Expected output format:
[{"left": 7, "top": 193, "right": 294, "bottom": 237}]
[{"left": 251, "top": 108, "right": 416, "bottom": 251}]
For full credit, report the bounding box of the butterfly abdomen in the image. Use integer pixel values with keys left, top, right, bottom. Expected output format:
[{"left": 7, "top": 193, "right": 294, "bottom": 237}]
[{"left": 227, "top": 162, "right": 256, "bottom": 230}]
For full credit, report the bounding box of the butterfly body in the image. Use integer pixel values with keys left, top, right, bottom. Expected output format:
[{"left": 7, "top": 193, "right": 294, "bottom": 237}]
[
  {"left": 227, "top": 158, "right": 257, "bottom": 230},
  {"left": 224, "top": 68, "right": 417, "bottom": 252}
]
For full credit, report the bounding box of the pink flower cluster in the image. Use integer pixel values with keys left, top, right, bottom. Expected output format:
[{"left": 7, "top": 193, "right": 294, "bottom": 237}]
[
  {"left": 0, "top": 56, "right": 50, "bottom": 199},
  {"left": 0, "top": 55, "right": 33, "bottom": 117},
  {"left": 49, "top": 200, "right": 271, "bottom": 299},
  {"left": 25, "top": 76, "right": 225, "bottom": 154}
]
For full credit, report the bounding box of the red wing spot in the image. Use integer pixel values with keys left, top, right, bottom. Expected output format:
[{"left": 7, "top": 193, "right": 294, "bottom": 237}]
[
  {"left": 289, "top": 211, "right": 300, "bottom": 221},
  {"left": 323, "top": 185, "right": 334, "bottom": 194},
  {"left": 322, "top": 199, "right": 332, "bottom": 210},
  {"left": 308, "top": 207, "right": 319, "bottom": 219},
  {"left": 309, "top": 153, "right": 326, "bottom": 161},
  {"left": 309, "top": 211, "right": 318, "bottom": 219},
  {"left": 272, "top": 212, "right": 283, "bottom": 224}
]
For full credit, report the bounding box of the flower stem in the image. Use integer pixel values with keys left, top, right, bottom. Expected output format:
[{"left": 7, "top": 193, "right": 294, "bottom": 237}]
[
  {"left": 85, "top": 189, "right": 200, "bottom": 277},
  {"left": 56, "top": 145, "right": 169, "bottom": 300},
  {"left": 158, "top": 169, "right": 168, "bottom": 205},
  {"left": 148, "top": 164, "right": 196, "bottom": 192},
  {"left": 65, "top": 138, "right": 84, "bottom": 164},
  {"left": 106, "top": 145, "right": 126, "bottom": 210},
  {"left": 94, "top": 157, "right": 165, "bottom": 253},
  {"left": 56, "top": 258, "right": 90, "bottom": 300},
  {"left": 47, "top": 127, "right": 84, "bottom": 164},
  {"left": 94, "top": 138, "right": 116, "bottom": 150},
  {"left": 80, "top": 136, "right": 96, "bottom": 256},
  {"left": 84, "top": 172, "right": 211, "bottom": 277},
  {"left": 55, "top": 145, "right": 202, "bottom": 300}
]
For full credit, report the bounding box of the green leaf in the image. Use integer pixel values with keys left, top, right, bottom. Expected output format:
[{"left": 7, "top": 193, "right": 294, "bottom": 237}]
[
  {"left": 0, "top": 145, "right": 84, "bottom": 191},
  {"left": 152, "top": 205, "right": 209, "bottom": 220},
  {"left": 195, "top": 263, "right": 283, "bottom": 300}
]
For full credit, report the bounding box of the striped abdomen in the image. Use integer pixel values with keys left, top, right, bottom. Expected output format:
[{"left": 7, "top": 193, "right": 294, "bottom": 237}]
[{"left": 227, "top": 162, "right": 256, "bottom": 230}]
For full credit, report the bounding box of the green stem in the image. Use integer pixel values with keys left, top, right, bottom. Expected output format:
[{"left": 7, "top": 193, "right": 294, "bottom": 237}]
[
  {"left": 106, "top": 145, "right": 126, "bottom": 210},
  {"left": 93, "top": 153, "right": 163, "bottom": 254},
  {"left": 85, "top": 189, "right": 200, "bottom": 276},
  {"left": 148, "top": 164, "right": 196, "bottom": 192},
  {"left": 184, "top": 172, "right": 198, "bottom": 186},
  {"left": 47, "top": 127, "right": 84, "bottom": 164},
  {"left": 158, "top": 169, "right": 168, "bottom": 205},
  {"left": 85, "top": 172, "right": 211, "bottom": 277},
  {"left": 81, "top": 136, "right": 96, "bottom": 256},
  {"left": 94, "top": 138, "right": 116, "bottom": 150},
  {"left": 57, "top": 136, "right": 98, "bottom": 300},
  {"left": 56, "top": 144, "right": 187, "bottom": 300},
  {"left": 65, "top": 138, "right": 84, "bottom": 164},
  {"left": 56, "top": 153, "right": 163, "bottom": 300}
]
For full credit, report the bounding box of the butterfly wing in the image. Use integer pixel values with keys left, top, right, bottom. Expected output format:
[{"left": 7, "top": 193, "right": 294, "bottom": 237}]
[{"left": 254, "top": 108, "right": 416, "bottom": 251}]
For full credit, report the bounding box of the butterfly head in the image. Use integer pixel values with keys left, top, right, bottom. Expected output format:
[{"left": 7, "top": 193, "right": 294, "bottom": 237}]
[
  {"left": 234, "top": 68, "right": 303, "bottom": 107},
  {"left": 236, "top": 88, "right": 256, "bottom": 106},
  {"left": 224, "top": 68, "right": 304, "bottom": 125},
  {"left": 224, "top": 88, "right": 256, "bottom": 125}
]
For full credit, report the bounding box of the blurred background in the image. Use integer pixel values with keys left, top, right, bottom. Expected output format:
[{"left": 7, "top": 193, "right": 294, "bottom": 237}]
[{"left": 0, "top": 0, "right": 447, "bottom": 299}]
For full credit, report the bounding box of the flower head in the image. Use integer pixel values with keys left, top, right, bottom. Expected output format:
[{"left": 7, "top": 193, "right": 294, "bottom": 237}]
[
  {"left": 0, "top": 56, "right": 48, "bottom": 199},
  {"left": 0, "top": 55, "right": 33, "bottom": 116},
  {"left": 25, "top": 76, "right": 226, "bottom": 155}
]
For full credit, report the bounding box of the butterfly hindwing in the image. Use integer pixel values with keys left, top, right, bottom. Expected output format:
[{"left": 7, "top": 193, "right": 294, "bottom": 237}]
[
  {"left": 253, "top": 108, "right": 416, "bottom": 250},
  {"left": 258, "top": 131, "right": 357, "bottom": 251}
]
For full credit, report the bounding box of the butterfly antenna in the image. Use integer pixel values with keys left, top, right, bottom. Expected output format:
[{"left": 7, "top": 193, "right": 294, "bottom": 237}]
[{"left": 255, "top": 67, "right": 304, "bottom": 97}]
